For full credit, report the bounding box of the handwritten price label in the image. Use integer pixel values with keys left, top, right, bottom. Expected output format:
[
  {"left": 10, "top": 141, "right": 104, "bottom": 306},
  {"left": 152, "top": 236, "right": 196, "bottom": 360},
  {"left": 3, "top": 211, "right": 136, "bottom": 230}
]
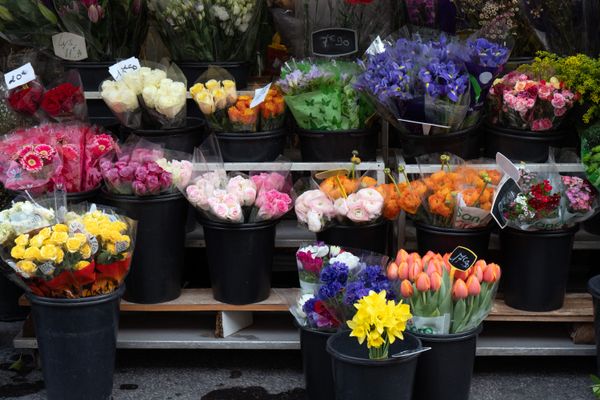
[
  {"left": 249, "top": 83, "right": 272, "bottom": 109},
  {"left": 109, "top": 57, "right": 141, "bottom": 81},
  {"left": 448, "top": 246, "right": 478, "bottom": 272},
  {"left": 52, "top": 33, "right": 88, "bottom": 61},
  {"left": 311, "top": 28, "right": 358, "bottom": 57},
  {"left": 4, "top": 62, "right": 36, "bottom": 90}
]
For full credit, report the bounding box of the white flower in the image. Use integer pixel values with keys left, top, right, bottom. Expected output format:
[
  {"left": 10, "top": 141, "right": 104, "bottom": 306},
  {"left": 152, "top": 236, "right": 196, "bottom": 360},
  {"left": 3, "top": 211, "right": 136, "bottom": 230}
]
[
  {"left": 101, "top": 80, "right": 139, "bottom": 112},
  {"left": 330, "top": 252, "right": 360, "bottom": 270},
  {"left": 329, "top": 246, "right": 341, "bottom": 257},
  {"left": 307, "top": 211, "right": 323, "bottom": 233}
]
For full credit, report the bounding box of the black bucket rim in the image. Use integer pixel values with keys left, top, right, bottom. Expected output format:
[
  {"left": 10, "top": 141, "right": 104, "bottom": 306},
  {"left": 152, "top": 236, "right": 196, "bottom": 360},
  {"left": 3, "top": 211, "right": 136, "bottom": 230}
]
[
  {"left": 324, "top": 219, "right": 388, "bottom": 230},
  {"left": 296, "top": 126, "right": 377, "bottom": 137},
  {"left": 326, "top": 330, "right": 422, "bottom": 366},
  {"left": 397, "top": 120, "right": 482, "bottom": 141},
  {"left": 411, "top": 324, "right": 483, "bottom": 342},
  {"left": 298, "top": 323, "right": 337, "bottom": 337},
  {"left": 484, "top": 122, "right": 567, "bottom": 140},
  {"left": 61, "top": 61, "right": 114, "bottom": 68},
  {"left": 413, "top": 220, "right": 493, "bottom": 234},
  {"left": 588, "top": 275, "right": 600, "bottom": 299},
  {"left": 27, "top": 285, "right": 124, "bottom": 307},
  {"left": 197, "top": 213, "right": 280, "bottom": 230},
  {"left": 120, "top": 117, "right": 206, "bottom": 136},
  {"left": 216, "top": 128, "right": 287, "bottom": 139},
  {"left": 502, "top": 224, "right": 579, "bottom": 237},
  {"left": 100, "top": 187, "right": 184, "bottom": 203}
]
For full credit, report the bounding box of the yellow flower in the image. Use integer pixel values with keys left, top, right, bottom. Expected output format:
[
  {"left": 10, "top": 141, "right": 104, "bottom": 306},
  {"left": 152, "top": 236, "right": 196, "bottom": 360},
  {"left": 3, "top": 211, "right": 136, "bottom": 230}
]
[
  {"left": 55, "top": 248, "right": 64, "bottom": 264},
  {"left": 212, "top": 88, "right": 227, "bottom": 110},
  {"left": 23, "top": 246, "right": 41, "bottom": 261},
  {"left": 10, "top": 246, "right": 25, "bottom": 259},
  {"left": 550, "top": 76, "right": 561, "bottom": 89},
  {"left": 16, "top": 260, "right": 37, "bottom": 275},
  {"left": 81, "top": 244, "right": 92, "bottom": 259},
  {"left": 75, "top": 261, "right": 90, "bottom": 271},
  {"left": 66, "top": 237, "right": 84, "bottom": 253},
  {"left": 74, "top": 233, "right": 88, "bottom": 243},
  {"left": 53, "top": 224, "right": 69, "bottom": 233},
  {"left": 29, "top": 234, "right": 45, "bottom": 248},
  {"left": 14, "top": 234, "right": 29, "bottom": 247},
  {"left": 49, "top": 231, "right": 69, "bottom": 245},
  {"left": 194, "top": 90, "right": 215, "bottom": 115},
  {"left": 40, "top": 244, "right": 58, "bottom": 261},
  {"left": 38, "top": 227, "right": 51, "bottom": 239},
  {"left": 189, "top": 82, "right": 205, "bottom": 97},
  {"left": 204, "top": 79, "right": 220, "bottom": 91},
  {"left": 106, "top": 243, "right": 116, "bottom": 255}
]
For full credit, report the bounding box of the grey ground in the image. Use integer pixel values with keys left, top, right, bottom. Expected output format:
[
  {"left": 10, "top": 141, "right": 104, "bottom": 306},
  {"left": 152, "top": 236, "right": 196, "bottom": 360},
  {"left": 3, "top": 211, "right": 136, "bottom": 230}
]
[{"left": 0, "top": 321, "right": 596, "bottom": 400}]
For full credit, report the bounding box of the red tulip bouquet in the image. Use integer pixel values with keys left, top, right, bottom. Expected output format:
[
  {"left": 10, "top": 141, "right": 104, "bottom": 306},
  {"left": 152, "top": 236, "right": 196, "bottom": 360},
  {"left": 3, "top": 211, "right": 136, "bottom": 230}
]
[{"left": 387, "top": 249, "right": 501, "bottom": 334}]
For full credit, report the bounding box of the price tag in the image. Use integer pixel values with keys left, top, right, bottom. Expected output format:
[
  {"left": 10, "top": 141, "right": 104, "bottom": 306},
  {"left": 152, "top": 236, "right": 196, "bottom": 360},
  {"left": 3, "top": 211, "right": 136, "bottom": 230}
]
[
  {"left": 448, "top": 246, "right": 478, "bottom": 272},
  {"left": 4, "top": 63, "right": 36, "bottom": 90},
  {"left": 490, "top": 177, "right": 521, "bottom": 228},
  {"left": 496, "top": 152, "right": 520, "bottom": 183},
  {"left": 249, "top": 83, "right": 272, "bottom": 109},
  {"left": 311, "top": 28, "right": 358, "bottom": 57},
  {"left": 52, "top": 33, "right": 88, "bottom": 61},
  {"left": 108, "top": 57, "right": 141, "bottom": 81}
]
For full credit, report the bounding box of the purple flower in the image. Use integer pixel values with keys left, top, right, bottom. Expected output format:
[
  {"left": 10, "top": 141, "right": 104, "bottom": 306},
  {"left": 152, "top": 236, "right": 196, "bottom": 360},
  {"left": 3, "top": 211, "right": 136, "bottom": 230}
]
[
  {"left": 318, "top": 281, "right": 343, "bottom": 299},
  {"left": 466, "top": 38, "right": 510, "bottom": 69},
  {"left": 319, "top": 262, "right": 349, "bottom": 285}
]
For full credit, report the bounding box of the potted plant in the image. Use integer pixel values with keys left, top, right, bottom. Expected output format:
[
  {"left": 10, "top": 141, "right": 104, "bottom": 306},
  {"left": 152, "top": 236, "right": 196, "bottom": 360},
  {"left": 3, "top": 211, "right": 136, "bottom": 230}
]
[
  {"left": 495, "top": 165, "right": 598, "bottom": 311},
  {"left": 387, "top": 249, "right": 501, "bottom": 400},
  {"left": 278, "top": 59, "right": 379, "bottom": 162},
  {"left": 356, "top": 23, "right": 512, "bottom": 162},
  {"left": 393, "top": 153, "right": 502, "bottom": 258},
  {"left": 97, "top": 136, "right": 191, "bottom": 303},
  {"left": 180, "top": 135, "right": 294, "bottom": 305},
  {"left": 291, "top": 246, "right": 391, "bottom": 400},
  {"left": 101, "top": 61, "right": 207, "bottom": 153},
  {"left": 326, "top": 290, "right": 422, "bottom": 400},
  {"left": 148, "top": 0, "right": 264, "bottom": 88},
  {"left": 0, "top": 196, "right": 136, "bottom": 400},
  {"left": 190, "top": 68, "right": 287, "bottom": 162}
]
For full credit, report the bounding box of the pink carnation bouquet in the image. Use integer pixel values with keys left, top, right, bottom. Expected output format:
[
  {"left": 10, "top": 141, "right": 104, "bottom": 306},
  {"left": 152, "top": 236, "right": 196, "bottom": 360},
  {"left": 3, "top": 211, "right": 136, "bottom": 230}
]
[{"left": 487, "top": 71, "right": 578, "bottom": 132}]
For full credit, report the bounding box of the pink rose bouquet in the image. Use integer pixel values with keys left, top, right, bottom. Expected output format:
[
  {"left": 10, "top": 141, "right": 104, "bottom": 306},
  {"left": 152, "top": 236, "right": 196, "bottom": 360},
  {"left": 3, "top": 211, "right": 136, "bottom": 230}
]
[{"left": 487, "top": 71, "right": 578, "bottom": 132}]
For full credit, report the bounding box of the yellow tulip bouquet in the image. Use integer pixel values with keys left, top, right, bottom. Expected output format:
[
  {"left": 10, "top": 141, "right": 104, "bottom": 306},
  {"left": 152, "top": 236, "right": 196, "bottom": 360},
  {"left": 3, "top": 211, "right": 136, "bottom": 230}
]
[{"left": 0, "top": 199, "right": 137, "bottom": 298}]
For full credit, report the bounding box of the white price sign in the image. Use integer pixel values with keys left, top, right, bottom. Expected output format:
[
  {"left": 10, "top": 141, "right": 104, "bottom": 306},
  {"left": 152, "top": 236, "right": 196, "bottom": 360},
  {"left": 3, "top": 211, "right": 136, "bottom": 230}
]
[
  {"left": 108, "top": 57, "right": 141, "bottom": 81},
  {"left": 249, "top": 83, "right": 272, "bottom": 109},
  {"left": 4, "top": 63, "right": 36, "bottom": 90},
  {"left": 52, "top": 33, "right": 88, "bottom": 61}
]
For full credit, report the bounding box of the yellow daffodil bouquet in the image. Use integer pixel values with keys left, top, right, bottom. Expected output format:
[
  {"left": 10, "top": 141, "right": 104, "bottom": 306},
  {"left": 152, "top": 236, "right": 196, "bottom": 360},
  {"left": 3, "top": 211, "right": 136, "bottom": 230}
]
[{"left": 347, "top": 290, "right": 413, "bottom": 360}]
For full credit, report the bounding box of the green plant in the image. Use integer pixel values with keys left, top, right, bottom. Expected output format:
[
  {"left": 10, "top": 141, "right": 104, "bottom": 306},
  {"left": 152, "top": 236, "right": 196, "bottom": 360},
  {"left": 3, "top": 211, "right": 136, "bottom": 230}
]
[{"left": 591, "top": 374, "right": 600, "bottom": 398}]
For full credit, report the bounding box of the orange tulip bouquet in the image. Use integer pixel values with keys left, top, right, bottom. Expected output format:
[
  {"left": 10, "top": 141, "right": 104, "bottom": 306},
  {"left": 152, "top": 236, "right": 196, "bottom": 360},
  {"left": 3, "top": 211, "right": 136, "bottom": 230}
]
[
  {"left": 386, "top": 249, "right": 501, "bottom": 334},
  {"left": 392, "top": 153, "right": 503, "bottom": 228}
]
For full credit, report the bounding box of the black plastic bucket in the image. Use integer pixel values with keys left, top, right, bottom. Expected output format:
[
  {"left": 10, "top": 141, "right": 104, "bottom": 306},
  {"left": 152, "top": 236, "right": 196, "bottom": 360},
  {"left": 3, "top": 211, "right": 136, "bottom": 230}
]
[
  {"left": 62, "top": 61, "right": 112, "bottom": 91},
  {"left": 500, "top": 226, "right": 578, "bottom": 311},
  {"left": 120, "top": 117, "right": 207, "bottom": 154},
  {"left": 584, "top": 213, "right": 600, "bottom": 235},
  {"left": 397, "top": 123, "right": 482, "bottom": 163},
  {"left": 216, "top": 129, "right": 287, "bottom": 162},
  {"left": 326, "top": 331, "right": 421, "bottom": 400},
  {"left": 413, "top": 325, "right": 482, "bottom": 400},
  {"left": 484, "top": 124, "right": 567, "bottom": 162},
  {"left": 300, "top": 326, "right": 335, "bottom": 400},
  {"left": 198, "top": 215, "right": 278, "bottom": 304},
  {"left": 588, "top": 276, "right": 600, "bottom": 375},
  {"left": 98, "top": 190, "right": 187, "bottom": 304},
  {"left": 297, "top": 126, "right": 378, "bottom": 162},
  {"left": 28, "top": 286, "right": 123, "bottom": 400},
  {"left": 414, "top": 221, "right": 493, "bottom": 259},
  {"left": 176, "top": 61, "right": 250, "bottom": 89},
  {"left": 316, "top": 220, "right": 389, "bottom": 254},
  {"left": 0, "top": 274, "right": 28, "bottom": 321}
]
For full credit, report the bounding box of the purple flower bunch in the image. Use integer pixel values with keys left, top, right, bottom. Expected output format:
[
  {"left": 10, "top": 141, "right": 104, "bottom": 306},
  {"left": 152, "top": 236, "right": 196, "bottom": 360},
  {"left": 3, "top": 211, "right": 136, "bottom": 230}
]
[
  {"left": 419, "top": 60, "right": 469, "bottom": 102},
  {"left": 356, "top": 50, "right": 415, "bottom": 103},
  {"left": 562, "top": 176, "right": 597, "bottom": 213},
  {"left": 465, "top": 38, "right": 510, "bottom": 69}
]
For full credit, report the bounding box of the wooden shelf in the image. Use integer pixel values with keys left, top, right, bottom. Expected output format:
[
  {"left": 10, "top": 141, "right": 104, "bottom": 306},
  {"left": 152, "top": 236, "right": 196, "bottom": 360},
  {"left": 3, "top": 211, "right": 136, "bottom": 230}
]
[{"left": 487, "top": 294, "right": 594, "bottom": 322}]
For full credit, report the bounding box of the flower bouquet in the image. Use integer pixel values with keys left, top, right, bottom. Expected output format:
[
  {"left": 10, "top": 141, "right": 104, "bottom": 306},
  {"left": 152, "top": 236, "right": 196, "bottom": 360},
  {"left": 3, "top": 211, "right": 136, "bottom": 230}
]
[
  {"left": 387, "top": 249, "right": 501, "bottom": 334},
  {"left": 100, "top": 62, "right": 187, "bottom": 129}
]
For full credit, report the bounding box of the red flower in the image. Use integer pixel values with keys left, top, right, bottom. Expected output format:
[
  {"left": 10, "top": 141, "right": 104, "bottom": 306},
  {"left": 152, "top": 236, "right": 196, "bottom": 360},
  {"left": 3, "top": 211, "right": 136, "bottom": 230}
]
[
  {"left": 7, "top": 83, "right": 44, "bottom": 115},
  {"left": 40, "top": 83, "right": 84, "bottom": 118},
  {"left": 20, "top": 151, "right": 43, "bottom": 173},
  {"left": 34, "top": 144, "right": 56, "bottom": 161}
]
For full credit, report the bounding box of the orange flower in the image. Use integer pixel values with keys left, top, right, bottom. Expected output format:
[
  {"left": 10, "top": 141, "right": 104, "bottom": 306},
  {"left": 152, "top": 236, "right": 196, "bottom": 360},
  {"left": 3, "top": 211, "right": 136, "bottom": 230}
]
[
  {"left": 461, "top": 188, "right": 480, "bottom": 207},
  {"left": 319, "top": 176, "right": 359, "bottom": 200},
  {"left": 486, "top": 170, "right": 503, "bottom": 185},
  {"left": 428, "top": 193, "right": 453, "bottom": 218},
  {"left": 400, "top": 279, "right": 414, "bottom": 297},
  {"left": 387, "top": 262, "right": 399, "bottom": 280},
  {"left": 398, "top": 188, "right": 421, "bottom": 215},
  {"left": 452, "top": 279, "right": 469, "bottom": 300},
  {"left": 360, "top": 176, "right": 377, "bottom": 188}
]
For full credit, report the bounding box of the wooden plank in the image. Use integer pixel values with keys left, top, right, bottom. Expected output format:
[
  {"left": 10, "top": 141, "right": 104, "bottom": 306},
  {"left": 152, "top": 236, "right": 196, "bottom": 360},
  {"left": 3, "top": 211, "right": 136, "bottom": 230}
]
[{"left": 487, "top": 294, "right": 594, "bottom": 322}]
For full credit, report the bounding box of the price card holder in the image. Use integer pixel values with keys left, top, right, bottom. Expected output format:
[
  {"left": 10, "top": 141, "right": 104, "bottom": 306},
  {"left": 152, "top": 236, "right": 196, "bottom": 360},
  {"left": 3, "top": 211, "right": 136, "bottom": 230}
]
[
  {"left": 311, "top": 28, "right": 358, "bottom": 57},
  {"left": 490, "top": 177, "right": 521, "bottom": 228},
  {"left": 108, "top": 57, "right": 141, "bottom": 81},
  {"left": 448, "top": 246, "right": 478, "bottom": 272},
  {"left": 4, "top": 63, "right": 36, "bottom": 90},
  {"left": 249, "top": 83, "right": 272, "bottom": 109},
  {"left": 52, "top": 33, "right": 88, "bottom": 61}
]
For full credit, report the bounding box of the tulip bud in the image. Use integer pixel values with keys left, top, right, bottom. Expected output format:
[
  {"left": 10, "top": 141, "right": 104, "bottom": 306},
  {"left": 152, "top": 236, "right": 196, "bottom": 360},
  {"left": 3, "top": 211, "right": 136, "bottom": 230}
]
[
  {"left": 408, "top": 259, "right": 423, "bottom": 281},
  {"left": 400, "top": 279, "right": 414, "bottom": 298},
  {"left": 430, "top": 271, "right": 442, "bottom": 292},
  {"left": 415, "top": 272, "right": 431, "bottom": 292},
  {"left": 471, "top": 264, "right": 484, "bottom": 283},
  {"left": 442, "top": 253, "right": 451, "bottom": 272},
  {"left": 387, "top": 262, "right": 399, "bottom": 280},
  {"left": 483, "top": 263, "right": 501, "bottom": 283},
  {"left": 395, "top": 249, "right": 409, "bottom": 265},
  {"left": 398, "top": 261, "right": 409, "bottom": 280},
  {"left": 422, "top": 254, "right": 431, "bottom": 269},
  {"left": 454, "top": 269, "right": 469, "bottom": 281},
  {"left": 466, "top": 276, "right": 481, "bottom": 296},
  {"left": 452, "top": 279, "right": 469, "bottom": 300}
]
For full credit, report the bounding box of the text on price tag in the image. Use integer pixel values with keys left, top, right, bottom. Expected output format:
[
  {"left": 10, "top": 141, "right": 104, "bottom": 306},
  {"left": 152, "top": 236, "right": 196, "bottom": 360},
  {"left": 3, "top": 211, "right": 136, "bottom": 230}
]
[
  {"left": 249, "top": 83, "right": 272, "bottom": 109},
  {"left": 448, "top": 246, "right": 478, "bottom": 272},
  {"left": 311, "top": 28, "right": 358, "bottom": 57},
  {"left": 52, "top": 33, "right": 88, "bottom": 61},
  {"left": 4, "top": 63, "right": 36, "bottom": 90},
  {"left": 109, "top": 57, "right": 141, "bottom": 81}
]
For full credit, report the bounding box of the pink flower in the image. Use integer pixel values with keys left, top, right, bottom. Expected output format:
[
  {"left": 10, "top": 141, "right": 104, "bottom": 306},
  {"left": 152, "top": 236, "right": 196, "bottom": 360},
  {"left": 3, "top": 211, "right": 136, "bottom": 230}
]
[
  {"left": 87, "top": 4, "right": 104, "bottom": 23},
  {"left": 334, "top": 198, "right": 349, "bottom": 216},
  {"left": 135, "top": 166, "right": 148, "bottom": 181},
  {"left": 296, "top": 251, "right": 323, "bottom": 274},
  {"left": 20, "top": 152, "right": 43, "bottom": 173},
  {"left": 104, "top": 167, "right": 120, "bottom": 183},
  {"left": 257, "top": 190, "right": 292, "bottom": 220},
  {"left": 227, "top": 175, "right": 257, "bottom": 206},
  {"left": 551, "top": 93, "right": 566, "bottom": 109},
  {"left": 251, "top": 172, "right": 286, "bottom": 192},
  {"left": 531, "top": 118, "right": 553, "bottom": 131},
  {"left": 61, "top": 144, "right": 79, "bottom": 161},
  {"left": 118, "top": 165, "right": 135, "bottom": 180},
  {"left": 146, "top": 174, "right": 161, "bottom": 194},
  {"left": 347, "top": 202, "right": 370, "bottom": 222},
  {"left": 554, "top": 107, "right": 567, "bottom": 117},
  {"left": 17, "top": 145, "right": 35, "bottom": 160},
  {"left": 34, "top": 144, "right": 56, "bottom": 160},
  {"left": 159, "top": 172, "right": 172, "bottom": 190},
  {"left": 90, "top": 135, "right": 114, "bottom": 157},
  {"left": 538, "top": 84, "right": 553, "bottom": 100},
  {"left": 132, "top": 180, "right": 147, "bottom": 196},
  {"left": 356, "top": 188, "right": 384, "bottom": 215}
]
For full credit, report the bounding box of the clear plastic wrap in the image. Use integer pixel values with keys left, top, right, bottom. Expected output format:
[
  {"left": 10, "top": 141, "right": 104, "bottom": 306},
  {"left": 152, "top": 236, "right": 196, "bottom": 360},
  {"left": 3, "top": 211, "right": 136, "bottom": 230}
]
[
  {"left": 41, "top": 70, "right": 88, "bottom": 123},
  {"left": 190, "top": 67, "right": 239, "bottom": 132}
]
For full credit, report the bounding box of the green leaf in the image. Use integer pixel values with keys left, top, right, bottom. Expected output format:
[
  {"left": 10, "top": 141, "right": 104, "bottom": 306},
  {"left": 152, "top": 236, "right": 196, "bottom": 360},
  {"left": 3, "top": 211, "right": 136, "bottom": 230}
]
[
  {"left": 9, "top": 355, "right": 24, "bottom": 372},
  {"left": 469, "top": 74, "right": 482, "bottom": 103}
]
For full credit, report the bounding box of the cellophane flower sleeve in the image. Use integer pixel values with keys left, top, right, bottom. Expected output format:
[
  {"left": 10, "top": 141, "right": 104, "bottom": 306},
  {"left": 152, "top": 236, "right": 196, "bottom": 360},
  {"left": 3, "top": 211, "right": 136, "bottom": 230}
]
[
  {"left": 190, "top": 67, "right": 239, "bottom": 132},
  {"left": 293, "top": 177, "right": 336, "bottom": 233},
  {"left": 3, "top": 77, "right": 46, "bottom": 122},
  {"left": 40, "top": 70, "right": 88, "bottom": 123},
  {"left": 249, "top": 157, "right": 293, "bottom": 222},
  {"left": 259, "top": 86, "right": 286, "bottom": 131}
]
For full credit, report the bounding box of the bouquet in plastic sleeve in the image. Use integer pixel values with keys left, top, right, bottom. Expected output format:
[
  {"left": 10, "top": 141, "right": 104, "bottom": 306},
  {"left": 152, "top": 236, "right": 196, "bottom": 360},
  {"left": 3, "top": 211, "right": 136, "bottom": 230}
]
[
  {"left": 260, "top": 87, "right": 286, "bottom": 131},
  {"left": 100, "top": 135, "right": 180, "bottom": 196},
  {"left": 183, "top": 135, "right": 293, "bottom": 223},
  {"left": 100, "top": 62, "right": 187, "bottom": 129},
  {"left": 190, "top": 67, "right": 239, "bottom": 132},
  {"left": 387, "top": 249, "right": 501, "bottom": 334},
  {"left": 39, "top": 70, "right": 87, "bottom": 123},
  {"left": 487, "top": 70, "right": 577, "bottom": 132},
  {"left": 0, "top": 0, "right": 59, "bottom": 50},
  {"left": 4, "top": 77, "right": 46, "bottom": 121},
  {"left": 278, "top": 59, "right": 374, "bottom": 131},
  {"left": 496, "top": 161, "right": 598, "bottom": 231}
]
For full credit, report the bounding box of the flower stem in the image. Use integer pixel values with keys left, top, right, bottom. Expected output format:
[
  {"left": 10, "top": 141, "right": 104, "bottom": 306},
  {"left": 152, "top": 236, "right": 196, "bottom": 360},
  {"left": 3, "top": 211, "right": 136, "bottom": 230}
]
[{"left": 384, "top": 167, "right": 402, "bottom": 196}]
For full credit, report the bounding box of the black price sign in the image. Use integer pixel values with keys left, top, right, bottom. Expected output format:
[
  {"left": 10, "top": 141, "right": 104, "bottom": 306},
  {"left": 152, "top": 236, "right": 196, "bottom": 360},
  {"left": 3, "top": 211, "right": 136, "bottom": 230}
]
[
  {"left": 448, "top": 246, "right": 478, "bottom": 272},
  {"left": 490, "top": 177, "right": 521, "bottom": 229},
  {"left": 311, "top": 28, "right": 358, "bottom": 57}
]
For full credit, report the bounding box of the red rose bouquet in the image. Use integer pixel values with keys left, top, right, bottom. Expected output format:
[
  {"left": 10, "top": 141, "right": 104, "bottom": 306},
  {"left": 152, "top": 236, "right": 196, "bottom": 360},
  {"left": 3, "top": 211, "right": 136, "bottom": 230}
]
[
  {"left": 6, "top": 80, "right": 45, "bottom": 118},
  {"left": 40, "top": 70, "right": 87, "bottom": 123}
]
